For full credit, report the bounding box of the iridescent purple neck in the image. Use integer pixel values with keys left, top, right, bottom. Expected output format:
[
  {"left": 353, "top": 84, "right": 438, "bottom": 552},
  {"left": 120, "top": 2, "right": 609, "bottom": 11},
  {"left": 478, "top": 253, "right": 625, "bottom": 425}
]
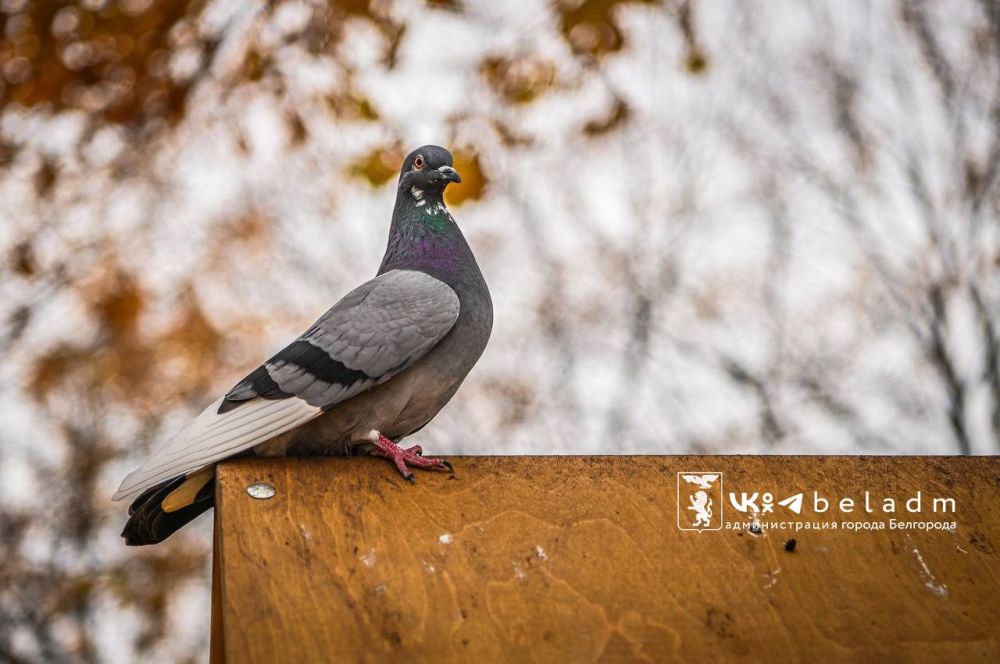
[{"left": 378, "top": 193, "right": 475, "bottom": 285}]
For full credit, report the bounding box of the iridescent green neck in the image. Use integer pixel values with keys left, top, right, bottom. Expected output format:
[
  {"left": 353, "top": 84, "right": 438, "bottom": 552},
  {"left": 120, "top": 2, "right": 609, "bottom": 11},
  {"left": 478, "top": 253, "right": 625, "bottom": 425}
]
[{"left": 379, "top": 191, "right": 474, "bottom": 282}]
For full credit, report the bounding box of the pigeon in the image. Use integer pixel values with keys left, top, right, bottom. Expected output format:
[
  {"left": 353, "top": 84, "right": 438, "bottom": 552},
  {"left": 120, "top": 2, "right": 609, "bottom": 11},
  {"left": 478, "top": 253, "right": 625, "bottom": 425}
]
[{"left": 114, "top": 145, "right": 493, "bottom": 545}]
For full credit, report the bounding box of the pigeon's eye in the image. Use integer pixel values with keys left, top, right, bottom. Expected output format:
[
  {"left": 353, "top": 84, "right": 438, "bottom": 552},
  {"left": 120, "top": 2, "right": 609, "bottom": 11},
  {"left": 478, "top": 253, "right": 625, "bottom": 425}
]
[{"left": 413, "top": 156, "right": 424, "bottom": 169}]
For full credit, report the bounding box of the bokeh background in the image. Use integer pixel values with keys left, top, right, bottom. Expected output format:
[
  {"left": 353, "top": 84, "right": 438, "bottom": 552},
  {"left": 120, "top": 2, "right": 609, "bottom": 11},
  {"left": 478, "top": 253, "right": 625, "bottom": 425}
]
[{"left": 1, "top": 0, "right": 998, "bottom": 661}]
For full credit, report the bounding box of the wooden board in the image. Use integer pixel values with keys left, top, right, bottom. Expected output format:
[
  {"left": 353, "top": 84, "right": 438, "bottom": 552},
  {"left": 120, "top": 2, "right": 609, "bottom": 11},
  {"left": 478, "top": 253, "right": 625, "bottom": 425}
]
[{"left": 211, "top": 456, "right": 1000, "bottom": 663}]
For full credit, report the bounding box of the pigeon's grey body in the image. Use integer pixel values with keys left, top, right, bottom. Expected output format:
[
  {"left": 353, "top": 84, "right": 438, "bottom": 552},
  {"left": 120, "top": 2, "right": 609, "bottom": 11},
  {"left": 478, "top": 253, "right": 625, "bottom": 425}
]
[
  {"left": 115, "top": 146, "right": 492, "bottom": 545},
  {"left": 249, "top": 199, "right": 493, "bottom": 457}
]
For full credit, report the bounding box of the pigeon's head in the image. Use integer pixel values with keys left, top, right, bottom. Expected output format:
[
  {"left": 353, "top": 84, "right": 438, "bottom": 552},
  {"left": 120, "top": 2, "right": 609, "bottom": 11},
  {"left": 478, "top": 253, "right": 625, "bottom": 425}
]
[{"left": 398, "top": 145, "right": 461, "bottom": 199}]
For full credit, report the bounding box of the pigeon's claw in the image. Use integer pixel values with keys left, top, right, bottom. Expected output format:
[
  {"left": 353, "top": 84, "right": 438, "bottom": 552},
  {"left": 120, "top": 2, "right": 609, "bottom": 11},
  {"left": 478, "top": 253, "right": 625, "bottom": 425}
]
[{"left": 368, "top": 433, "right": 451, "bottom": 481}]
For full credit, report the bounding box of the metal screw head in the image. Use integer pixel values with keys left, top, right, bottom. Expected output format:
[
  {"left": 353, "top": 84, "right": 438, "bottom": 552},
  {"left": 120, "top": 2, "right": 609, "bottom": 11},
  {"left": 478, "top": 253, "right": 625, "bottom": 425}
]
[{"left": 247, "top": 481, "right": 276, "bottom": 500}]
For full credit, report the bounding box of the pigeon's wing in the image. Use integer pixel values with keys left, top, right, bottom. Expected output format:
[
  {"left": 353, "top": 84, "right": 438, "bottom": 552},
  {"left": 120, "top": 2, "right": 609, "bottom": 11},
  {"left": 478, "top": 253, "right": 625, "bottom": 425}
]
[
  {"left": 112, "top": 269, "right": 460, "bottom": 502},
  {"left": 227, "top": 269, "right": 461, "bottom": 411}
]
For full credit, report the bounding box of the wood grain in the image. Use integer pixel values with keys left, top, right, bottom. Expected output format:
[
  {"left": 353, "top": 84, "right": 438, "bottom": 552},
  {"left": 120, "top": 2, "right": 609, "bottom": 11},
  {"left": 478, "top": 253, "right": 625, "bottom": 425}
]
[{"left": 211, "top": 456, "right": 1000, "bottom": 663}]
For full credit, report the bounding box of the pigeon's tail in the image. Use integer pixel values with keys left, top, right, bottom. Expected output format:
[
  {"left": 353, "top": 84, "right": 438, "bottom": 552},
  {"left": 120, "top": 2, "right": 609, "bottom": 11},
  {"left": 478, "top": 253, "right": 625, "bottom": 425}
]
[{"left": 121, "top": 467, "right": 215, "bottom": 546}]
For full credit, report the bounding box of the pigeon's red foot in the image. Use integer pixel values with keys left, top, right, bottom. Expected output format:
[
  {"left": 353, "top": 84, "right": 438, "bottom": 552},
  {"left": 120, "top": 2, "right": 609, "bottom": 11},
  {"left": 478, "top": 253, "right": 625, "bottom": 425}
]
[{"left": 367, "top": 431, "right": 452, "bottom": 482}]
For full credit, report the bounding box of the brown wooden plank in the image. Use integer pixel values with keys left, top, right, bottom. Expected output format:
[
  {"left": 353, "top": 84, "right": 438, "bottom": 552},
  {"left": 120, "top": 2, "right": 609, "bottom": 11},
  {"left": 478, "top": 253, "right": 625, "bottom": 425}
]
[
  {"left": 213, "top": 456, "right": 1000, "bottom": 663},
  {"left": 210, "top": 506, "right": 226, "bottom": 664}
]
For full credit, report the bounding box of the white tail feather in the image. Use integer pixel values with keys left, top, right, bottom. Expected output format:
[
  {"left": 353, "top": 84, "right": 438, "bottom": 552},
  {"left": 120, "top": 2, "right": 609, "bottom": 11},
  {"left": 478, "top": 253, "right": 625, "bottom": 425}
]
[{"left": 112, "top": 397, "right": 322, "bottom": 502}]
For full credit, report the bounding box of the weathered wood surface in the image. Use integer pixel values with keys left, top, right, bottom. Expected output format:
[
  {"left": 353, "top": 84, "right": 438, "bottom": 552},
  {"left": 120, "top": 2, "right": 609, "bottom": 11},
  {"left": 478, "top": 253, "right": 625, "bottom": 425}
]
[{"left": 211, "top": 456, "right": 1000, "bottom": 663}]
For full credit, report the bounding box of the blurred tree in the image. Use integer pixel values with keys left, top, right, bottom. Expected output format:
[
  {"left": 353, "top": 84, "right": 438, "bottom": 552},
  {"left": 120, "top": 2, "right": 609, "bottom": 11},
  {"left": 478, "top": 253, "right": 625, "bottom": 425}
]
[
  {"left": 715, "top": 0, "right": 1000, "bottom": 454},
  {"left": 1, "top": 1, "right": 997, "bottom": 662}
]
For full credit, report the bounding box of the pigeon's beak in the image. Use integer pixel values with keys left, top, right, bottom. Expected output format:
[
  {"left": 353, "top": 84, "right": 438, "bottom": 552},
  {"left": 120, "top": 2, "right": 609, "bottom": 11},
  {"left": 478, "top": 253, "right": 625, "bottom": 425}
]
[{"left": 437, "top": 165, "right": 462, "bottom": 184}]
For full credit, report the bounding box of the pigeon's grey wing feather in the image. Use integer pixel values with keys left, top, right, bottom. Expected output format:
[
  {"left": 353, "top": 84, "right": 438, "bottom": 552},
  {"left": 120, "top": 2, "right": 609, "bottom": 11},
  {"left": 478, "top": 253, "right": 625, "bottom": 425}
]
[
  {"left": 113, "top": 269, "right": 460, "bottom": 502},
  {"left": 222, "top": 269, "right": 460, "bottom": 410}
]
